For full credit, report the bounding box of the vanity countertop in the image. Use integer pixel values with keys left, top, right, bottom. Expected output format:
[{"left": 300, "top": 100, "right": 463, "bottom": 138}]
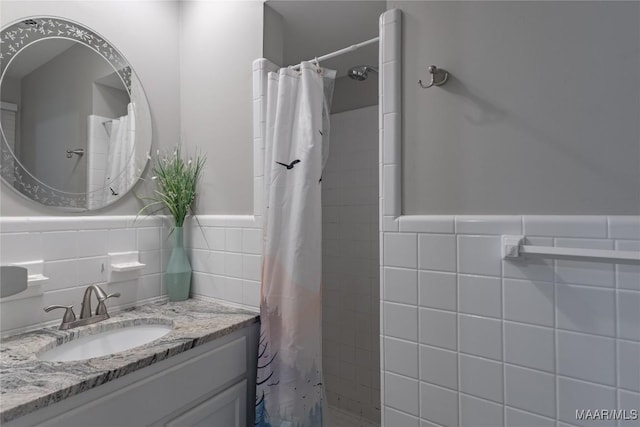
[{"left": 0, "top": 299, "right": 259, "bottom": 424}]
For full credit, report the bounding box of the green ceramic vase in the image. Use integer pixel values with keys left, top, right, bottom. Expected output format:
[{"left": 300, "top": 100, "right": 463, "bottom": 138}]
[{"left": 166, "top": 226, "right": 191, "bottom": 301}]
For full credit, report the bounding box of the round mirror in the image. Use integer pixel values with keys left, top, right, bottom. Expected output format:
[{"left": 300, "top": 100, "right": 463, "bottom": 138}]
[{"left": 0, "top": 17, "right": 151, "bottom": 211}]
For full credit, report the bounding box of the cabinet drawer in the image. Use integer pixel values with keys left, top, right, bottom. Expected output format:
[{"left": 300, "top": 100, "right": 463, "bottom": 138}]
[{"left": 165, "top": 380, "right": 246, "bottom": 427}]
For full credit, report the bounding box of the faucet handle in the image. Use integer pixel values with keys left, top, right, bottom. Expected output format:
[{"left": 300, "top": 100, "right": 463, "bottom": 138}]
[
  {"left": 95, "top": 292, "right": 120, "bottom": 316},
  {"left": 44, "top": 305, "right": 76, "bottom": 324}
]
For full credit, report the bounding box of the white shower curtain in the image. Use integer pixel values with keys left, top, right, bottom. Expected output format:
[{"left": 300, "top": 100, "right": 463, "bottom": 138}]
[
  {"left": 104, "top": 103, "right": 136, "bottom": 199},
  {"left": 256, "top": 62, "right": 335, "bottom": 427}
]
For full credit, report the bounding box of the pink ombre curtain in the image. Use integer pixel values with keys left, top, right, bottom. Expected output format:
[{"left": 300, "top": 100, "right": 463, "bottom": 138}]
[{"left": 256, "top": 62, "right": 335, "bottom": 427}]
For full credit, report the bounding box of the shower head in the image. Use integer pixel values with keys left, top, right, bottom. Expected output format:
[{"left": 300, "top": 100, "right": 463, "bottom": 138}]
[{"left": 347, "top": 65, "right": 378, "bottom": 81}]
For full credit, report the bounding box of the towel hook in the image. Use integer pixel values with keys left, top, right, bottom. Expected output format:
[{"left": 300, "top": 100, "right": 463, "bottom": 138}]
[{"left": 419, "top": 65, "right": 449, "bottom": 89}]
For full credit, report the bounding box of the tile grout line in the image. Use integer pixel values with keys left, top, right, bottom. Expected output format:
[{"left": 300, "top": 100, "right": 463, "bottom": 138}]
[
  {"left": 553, "top": 238, "right": 560, "bottom": 423},
  {"left": 455, "top": 231, "right": 462, "bottom": 427}
]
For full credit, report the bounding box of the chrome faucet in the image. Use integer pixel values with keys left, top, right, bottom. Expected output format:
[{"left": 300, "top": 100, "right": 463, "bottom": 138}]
[
  {"left": 44, "top": 284, "right": 120, "bottom": 330},
  {"left": 80, "top": 284, "right": 119, "bottom": 319}
]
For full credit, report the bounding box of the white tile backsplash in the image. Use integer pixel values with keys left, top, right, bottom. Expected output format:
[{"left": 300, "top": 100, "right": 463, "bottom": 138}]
[
  {"left": 418, "top": 270, "right": 457, "bottom": 311},
  {"left": 224, "top": 228, "right": 243, "bottom": 253},
  {"left": 459, "top": 314, "right": 502, "bottom": 360},
  {"left": 503, "top": 278, "right": 555, "bottom": 327},
  {"left": 1, "top": 216, "right": 166, "bottom": 335},
  {"left": 555, "top": 238, "right": 615, "bottom": 288},
  {"left": 419, "top": 344, "right": 458, "bottom": 390},
  {"left": 556, "top": 284, "right": 616, "bottom": 336},
  {"left": 459, "top": 353, "right": 504, "bottom": 402},
  {"left": 419, "top": 382, "right": 459, "bottom": 427},
  {"left": 385, "top": 302, "right": 418, "bottom": 341},
  {"left": 618, "top": 391, "right": 640, "bottom": 427},
  {"left": 617, "top": 291, "right": 640, "bottom": 341},
  {"left": 419, "top": 308, "right": 457, "bottom": 350},
  {"left": 242, "top": 254, "right": 261, "bottom": 281},
  {"left": 615, "top": 240, "right": 640, "bottom": 290},
  {"left": 76, "top": 256, "right": 107, "bottom": 285},
  {"left": 242, "top": 228, "right": 262, "bottom": 255},
  {"left": 399, "top": 215, "right": 454, "bottom": 234},
  {"left": 384, "top": 407, "right": 420, "bottom": 427},
  {"left": 557, "top": 330, "right": 616, "bottom": 386},
  {"left": 505, "top": 407, "right": 555, "bottom": 427},
  {"left": 504, "top": 364, "right": 556, "bottom": 418},
  {"left": 138, "top": 227, "right": 163, "bottom": 253},
  {"left": 378, "top": 10, "right": 639, "bottom": 427},
  {"left": 381, "top": 212, "right": 638, "bottom": 425},
  {"left": 455, "top": 215, "right": 522, "bottom": 235},
  {"left": 44, "top": 259, "right": 79, "bottom": 292},
  {"left": 459, "top": 394, "right": 504, "bottom": 427},
  {"left": 557, "top": 377, "right": 617, "bottom": 426},
  {"left": 418, "top": 234, "right": 456, "bottom": 272},
  {"left": 384, "top": 267, "right": 417, "bottom": 304},
  {"left": 618, "top": 340, "right": 640, "bottom": 392},
  {"left": 608, "top": 216, "right": 640, "bottom": 240},
  {"left": 384, "top": 233, "right": 417, "bottom": 268},
  {"left": 77, "top": 230, "right": 108, "bottom": 257},
  {"left": 42, "top": 231, "right": 78, "bottom": 261},
  {"left": 458, "top": 274, "right": 501, "bottom": 318},
  {"left": 384, "top": 337, "right": 418, "bottom": 378},
  {"left": 385, "top": 372, "right": 419, "bottom": 416},
  {"left": 504, "top": 322, "right": 555, "bottom": 372},
  {"left": 108, "top": 229, "right": 137, "bottom": 253},
  {"left": 457, "top": 235, "right": 502, "bottom": 276},
  {"left": 223, "top": 252, "right": 243, "bottom": 278}
]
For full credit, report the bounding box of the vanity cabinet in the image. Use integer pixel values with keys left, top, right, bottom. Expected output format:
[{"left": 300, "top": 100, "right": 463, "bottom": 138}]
[{"left": 7, "top": 324, "right": 259, "bottom": 427}]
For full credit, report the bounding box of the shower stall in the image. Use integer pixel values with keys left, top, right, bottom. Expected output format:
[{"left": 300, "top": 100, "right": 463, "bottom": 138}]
[
  {"left": 322, "top": 103, "right": 380, "bottom": 424},
  {"left": 254, "top": 16, "right": 382, "bottom": 424}
]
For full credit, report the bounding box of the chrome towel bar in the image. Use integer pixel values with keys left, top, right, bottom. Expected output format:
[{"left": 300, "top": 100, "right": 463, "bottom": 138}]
[{"left": 502, "top": 235, "right": 640, "bottom": 264}]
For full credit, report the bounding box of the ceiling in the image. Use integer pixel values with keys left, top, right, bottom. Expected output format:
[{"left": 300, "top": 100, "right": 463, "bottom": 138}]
[
  {"left": 4, "top": 39, "right": 76, "bottom": 79},
  {"left": 266, "top": 1, "right": 387, "bottom": 77}
]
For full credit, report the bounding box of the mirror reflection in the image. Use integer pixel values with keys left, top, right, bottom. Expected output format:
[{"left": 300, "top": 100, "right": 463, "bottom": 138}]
[{"left": 0, "top": 18, "right": 151, "bottom": 210}]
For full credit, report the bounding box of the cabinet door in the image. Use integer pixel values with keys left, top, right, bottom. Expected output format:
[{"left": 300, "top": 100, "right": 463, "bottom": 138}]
[{"left": 165, "top": 380, "right": 246, "bottom": 427}]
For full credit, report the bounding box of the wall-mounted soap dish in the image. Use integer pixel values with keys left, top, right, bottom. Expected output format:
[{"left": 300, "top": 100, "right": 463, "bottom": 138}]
[{"left": 108, "top": 251, "right": 146, "bottom": 282}]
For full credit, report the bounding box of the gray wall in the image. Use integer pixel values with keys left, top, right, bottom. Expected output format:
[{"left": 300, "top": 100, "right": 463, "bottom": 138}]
[
  {"left": 92, "top": 83, "right": 129, "bottom": 119},
  {"left": 392, "top": 1, "right": 640, "bottom": 214},
  {"left": 179, "top": 1, "right": 264, "bottom": 215},
  {"left": 263, "top": 4, "right": 284, "bottom": 67},
  {"left": 1, "top": 0, "right": 181, "bottom": 216},
  {"left": 331, "top": 74, "right": 378, "bottom": 114}
]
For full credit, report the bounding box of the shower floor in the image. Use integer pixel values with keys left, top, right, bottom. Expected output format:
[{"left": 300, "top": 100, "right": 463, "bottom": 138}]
[{"left": 326, "top": 405, "right": 379, "bottom": 427}]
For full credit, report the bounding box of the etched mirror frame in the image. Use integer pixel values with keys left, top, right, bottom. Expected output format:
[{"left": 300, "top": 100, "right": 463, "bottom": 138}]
[{"left": 0, "top": 16, "right": 152, "bottom": 211}]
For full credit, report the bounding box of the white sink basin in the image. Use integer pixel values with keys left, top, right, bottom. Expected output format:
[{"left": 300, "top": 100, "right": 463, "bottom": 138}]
[{"left": 38, "top": 324, "right": 172, "bottom": 362}]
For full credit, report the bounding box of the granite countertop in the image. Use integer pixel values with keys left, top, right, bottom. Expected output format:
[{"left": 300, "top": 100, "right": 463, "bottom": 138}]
[{"left": 0, "top": 299, "right": 259, "bottom": 424}]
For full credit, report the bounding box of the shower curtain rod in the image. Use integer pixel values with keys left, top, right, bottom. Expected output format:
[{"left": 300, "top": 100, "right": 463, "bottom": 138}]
[{"left": 291, "top": 36, "right": 379, "bottom": 71}]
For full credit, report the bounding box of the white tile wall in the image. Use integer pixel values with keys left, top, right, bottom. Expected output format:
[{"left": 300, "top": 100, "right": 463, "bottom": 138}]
[
  {"left": 322, "top": 106, "right": 380, "bottom": 422},
  {"left": 379, "top": 6, "right": 640, "bottom": 427},
  {"left": 380, "top": 214, "right": 640, "bottom": 427},
  {"left": 377, "top": 19, "right": 640, "bottom": 422},
  {"left": 459, "top": 354, "right": 504, "bottom": 403},
  {"left": 0, "top": 216, "right": 168, "bottom": 336},
  {"left": 459, "top": 394, "right": 504, "bottom": 427},
  {"left": 185, "top": 215, "right": 262, "bottom": 310},
  {"left": 378, "top": 8, "right": 640, "bottom": 427}
]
